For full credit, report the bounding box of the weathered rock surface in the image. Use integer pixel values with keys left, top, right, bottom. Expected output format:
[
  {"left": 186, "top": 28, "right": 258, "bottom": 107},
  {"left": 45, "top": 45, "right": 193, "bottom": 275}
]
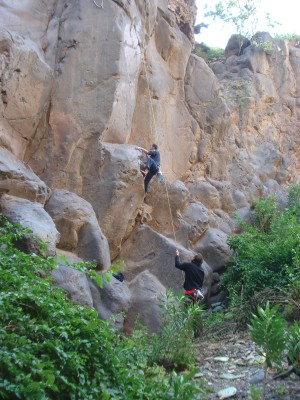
[
  {"left": 0, "top": 0, "right": 299, "bottom": 330},
  {"left": 0, "top": 147, "right": 50, "bottom": 204},
  {"left": 0, "top": 194, "right": 59, "bottom": 256},
  {"left": 0, "top": 28, "right": 53, "bottom": 160},
  {"left": 124, "top": 270, "right": 166, "bottom": 334},
  {"left": 120, "top": 224, "right": 213, "bottom": 295},
  {"left": 89, "top": 275, "right": 132, "bottom": 330},
  {"left": 82, "top": 143, "right": 145, "bottom": 259},
  {"left": 51, "top": 265, "right": 94, "bottom": 308},
  {"left": 194, "top": 228, "right": 233, "bottom": 272},
  {"left": 45, "top": 189, "right": 110, "bottom": 269}
]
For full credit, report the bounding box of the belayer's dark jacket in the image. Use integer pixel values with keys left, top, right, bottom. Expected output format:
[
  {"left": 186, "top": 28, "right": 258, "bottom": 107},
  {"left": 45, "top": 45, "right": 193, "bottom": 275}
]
[{"left": 175, "top": 255, "right": 204, "bottom": 290}]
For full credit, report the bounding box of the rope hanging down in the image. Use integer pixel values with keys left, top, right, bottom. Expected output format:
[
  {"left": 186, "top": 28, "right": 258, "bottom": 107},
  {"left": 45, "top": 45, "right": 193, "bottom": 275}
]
[
  {"left": 93, "top": 0, "right": 103, "bottom": 8},
  {"left": 141, "top": 0, "right": 177, "bottom": 244}
]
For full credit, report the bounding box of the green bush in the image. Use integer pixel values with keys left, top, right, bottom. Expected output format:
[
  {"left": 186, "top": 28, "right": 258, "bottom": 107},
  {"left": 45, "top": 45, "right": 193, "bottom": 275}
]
[
  {"left": 150, "top": 291, "right": 203, "bottom": 371},
  {"left": 286, "top": 322, "right": 300, "bottom": 375},
  {"left": 274, "top": 33, "right": 300, "bottom": 47},
  {"left": 0, "top": 215, "right": 208, "bottom": 399},
  {"left": 223, "top": 190, "right": 300, "bottom": 306},
  {"left": 193, "top": 44, "right": 224, "bottom": 61},
  {"left": 249, "top": 302, "right": 287, "bottom": 400}
]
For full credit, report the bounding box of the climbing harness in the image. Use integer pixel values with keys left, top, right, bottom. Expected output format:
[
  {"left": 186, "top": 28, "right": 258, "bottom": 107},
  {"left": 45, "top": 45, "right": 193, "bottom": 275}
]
[
  {"left": 92, "top": 0, "right": 103, "bottom": 8},
  {"left": 185, "top": 289, "right": 204, "bottom": 304},
  {"left": 140, "top": 0, "right": 177, "bottom": 243}
]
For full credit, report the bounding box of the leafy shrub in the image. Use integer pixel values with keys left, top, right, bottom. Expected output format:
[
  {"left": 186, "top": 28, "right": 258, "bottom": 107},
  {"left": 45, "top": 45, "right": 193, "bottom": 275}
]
[
  {"left": 150, "top": 291, "right": 203, "bottom": 371},
  {"left": 223, "top": 192, "right": 300, "bottom": 306},
  {"left": 274, "top": 33, "right": 300, "bottom": 48},
  {"left": 0, "top": 215, "right": 208, "bottom": 399},
  {"left": 288, "top": 183, "right": 300, "bottom": 212},
  {"left": 251, "top": 39, "right": 275, "bottom": 54},
  {"left": 250, "top": 195, "right": 277, "bottom": 233},
  {"left": 249, "top": 302, "right": 287, "bottom": 400},
  {"left": 193, "top": 43, "right": 224, "bottom": 61},
  {"left": 286, "top": 322, "right": 300, "bottom": 376}
]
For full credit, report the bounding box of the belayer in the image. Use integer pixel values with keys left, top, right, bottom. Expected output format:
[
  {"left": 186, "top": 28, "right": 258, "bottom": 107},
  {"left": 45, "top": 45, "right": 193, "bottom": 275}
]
[
  {"left": 175, "top": 249, "right": 204, "bottom": 304},
  {"left": 136, "top": 143, "right": 163, "bottom": 193}
]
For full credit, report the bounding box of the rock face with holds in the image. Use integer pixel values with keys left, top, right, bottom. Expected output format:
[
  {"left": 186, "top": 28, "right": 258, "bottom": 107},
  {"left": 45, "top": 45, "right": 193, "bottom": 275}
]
[{"left": 0, "top": 0, "right": 299, "bottom": 332}]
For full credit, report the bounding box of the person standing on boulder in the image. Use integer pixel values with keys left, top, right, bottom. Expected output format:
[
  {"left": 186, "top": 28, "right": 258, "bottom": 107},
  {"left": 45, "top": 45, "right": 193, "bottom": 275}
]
[
  {"left": 136, "top": 144, "right": 162, "bottom": 193},
  {"left": 175, "top": 249, "right": 205, "bottom": 304}
]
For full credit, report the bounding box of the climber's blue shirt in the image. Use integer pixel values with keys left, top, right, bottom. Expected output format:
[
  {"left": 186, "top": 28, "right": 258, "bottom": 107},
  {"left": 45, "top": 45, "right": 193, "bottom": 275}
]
[{"left": 148, "top": 149, "right": 160, "bottom": 166}]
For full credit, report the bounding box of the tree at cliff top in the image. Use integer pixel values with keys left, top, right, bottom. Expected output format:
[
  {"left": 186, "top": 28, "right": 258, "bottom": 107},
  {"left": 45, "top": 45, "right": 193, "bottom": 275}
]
[{"left": 203, "top": 0, "right": 279, "bottom": 39}]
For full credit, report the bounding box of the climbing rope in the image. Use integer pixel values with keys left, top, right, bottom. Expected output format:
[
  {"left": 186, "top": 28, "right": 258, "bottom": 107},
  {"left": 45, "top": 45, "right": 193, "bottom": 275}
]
[
  {"left": 92, "top": 0, "right": 103, "bottom": 8},
  {"left": 141, "top": 0, "right": 177, "bottom": 244}
]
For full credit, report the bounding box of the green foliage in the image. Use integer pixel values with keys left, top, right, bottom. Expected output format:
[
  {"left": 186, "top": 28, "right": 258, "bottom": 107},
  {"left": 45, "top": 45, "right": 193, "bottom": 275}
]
[
  {"left": 250, "top": 303, "right": 300, "bottom": 399},
  {"left": 249, "top": 302, "right": 286, "bottom": 368},
  {"left": 203, "top": 0, "right": 278, "bottom": 39},
  {"left": 250, "top": 195, "right": 277, "bottom": 233},
  {"left": 193, "top": 44, "right": 224, "bottom": 60},
  {"left": 150, "top": 290, "right": 203, "bottom": 371},
  {"left": 249, "top": 385, "right": 262, "bottom": 400},
  {"left": 274, "top": 33, "right": 300, "bottom": 47},
  {"left": 168, "top": 369, "right": 209, "bottom": 400},
  {"left": 223, "top": 193, "right": 300, "bottom": 306},
  {"left": 223, "top": 79, "right": 252, "bottom": 109},
  {"left": 201, "top": 309, "right": 236, "bottom": 337},
  {"left": 286, "top": 322, "right": 300, "bottom": 375},
  {"left": 0, "top": 215, "right": 208, "bottom": 399},
  {"left": 288, "top": 183, "right": 300, "bottom": 211},
  {"left": 206, "top": 47, "right": 225, "bottom": 60},
  {"left": 251, "top": 38, "right": 275, "bottom": 54}
]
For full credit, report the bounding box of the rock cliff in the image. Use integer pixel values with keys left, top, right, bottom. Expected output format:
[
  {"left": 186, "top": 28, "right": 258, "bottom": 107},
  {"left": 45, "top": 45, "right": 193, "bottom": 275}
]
[{"left": 0, "top": 0, "right": 299, "bottom": 329}]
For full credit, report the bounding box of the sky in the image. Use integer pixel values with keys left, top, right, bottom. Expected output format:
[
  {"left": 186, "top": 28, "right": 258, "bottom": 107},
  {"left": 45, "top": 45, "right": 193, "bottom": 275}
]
[{"left": 195, "top": 0, "right": 300, "bottom": 48}]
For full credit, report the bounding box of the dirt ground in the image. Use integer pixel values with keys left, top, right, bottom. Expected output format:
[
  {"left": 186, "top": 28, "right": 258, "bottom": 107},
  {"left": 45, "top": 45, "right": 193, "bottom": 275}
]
[{"left": 194, "top": 332, "right": 300, "bottom": 399}]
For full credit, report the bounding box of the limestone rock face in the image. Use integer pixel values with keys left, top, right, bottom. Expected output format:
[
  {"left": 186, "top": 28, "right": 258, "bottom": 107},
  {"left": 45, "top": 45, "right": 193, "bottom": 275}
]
[
  {"left": 45, "top": 189, "right": 111, "bottom": 270},
  {"left": 0, "top": 147, "right": 50, "bottom": 204},
  {"left": 144, "top": 179, "right": 190, "bottom": 236},
  {"left": 89, "top": 275, "right": 132, "bottom": 330},
  {"left": 82, "top": 143, "right": 145, "bottom": 259},
  {"left": 51, "top": 265, "right": 94, "bottom": 308},
  {"left": 120, "top": 224, "right": 213, "bottom": 293},
  {"left": 0, "top": 194, "right": 60, "bottom": 256},
  {"left": 124, "top": 270, "right": 166, "bottom": 334},
  {"left": 174, "top": 200, "right": 210, "bottom": 248},
  {"left": 0, "top": 0, "right": 300, "bottom": 328},
  {"left": 194, "top": 228, "right": 233, "bottom": 272},
  {"left": 0, "top": 28, "right": 53, "bottom": 160}
]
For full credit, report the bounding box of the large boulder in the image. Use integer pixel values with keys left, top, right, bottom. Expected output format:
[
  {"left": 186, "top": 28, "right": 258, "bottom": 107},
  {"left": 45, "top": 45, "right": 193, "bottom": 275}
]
[
  {"left": 0, "top": 28, "right": 53, "bottom": 159},
  {"left": 124, "top": 270, "right": 166, "bottom": 334},
  {"left": 144, "top": 179, "right": 190, "bottom": 236},
  {"left": 89, "top": 275, "right": 132, "bottom": 330},
  {"left": 194, "top": 228, "right": 232, "bottom": 272},
  {"left": 82, "top": 143, "right": 145, "bottom": 259},
  {"left": 175, "top": 200, "right": 210, "bottom": 247},
  {"left": 51, "top": 265, "right": 93, "bottom": 308},
  {"left": 45, "top": 189, "right": 110, "bottom": 270},
  {"left": 0, "top": 147, "right": 50, "bottom": 204},
  {"left": 0, "top": 194, "right": 59, "bottom": 256},
  {"left": 22, "top": 0, "right": 167, "bottom": 191},
  {"left": 188, "top": 181, "right": 221, "bottom": 210},
  {"left": 120, "top": 224, "right": 213, "bottom": 294},
  {"left": 225, "top": 34, "right": 251, "bottom": 58}
]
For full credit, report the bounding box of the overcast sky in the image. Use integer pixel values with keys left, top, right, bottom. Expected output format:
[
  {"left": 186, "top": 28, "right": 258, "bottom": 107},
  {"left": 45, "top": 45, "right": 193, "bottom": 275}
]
[{"left": 195, "top": 0, "right": 300, "bottom": 48}]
